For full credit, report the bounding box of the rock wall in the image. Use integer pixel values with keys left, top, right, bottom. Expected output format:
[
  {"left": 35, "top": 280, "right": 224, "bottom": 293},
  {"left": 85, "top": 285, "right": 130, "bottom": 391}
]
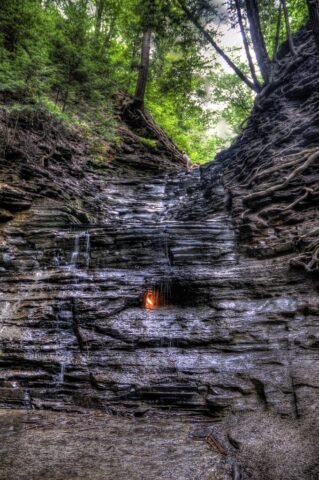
[{"left": 0, "top": 27, "right": 318, "bottom": 430}]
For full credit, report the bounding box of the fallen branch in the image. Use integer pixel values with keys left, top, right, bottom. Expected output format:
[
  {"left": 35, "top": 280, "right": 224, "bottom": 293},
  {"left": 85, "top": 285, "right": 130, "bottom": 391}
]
[{"left": 205, "top": 433, "right": 227, "bottom": 456}]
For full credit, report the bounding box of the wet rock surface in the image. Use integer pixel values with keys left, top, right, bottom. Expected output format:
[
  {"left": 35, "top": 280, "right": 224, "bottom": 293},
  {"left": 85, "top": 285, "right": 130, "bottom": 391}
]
[
  {"left": 0, "top": 154, "right": 317, "bottom": 421},
  {"left": 0, "top": 27, "right": 319, "bottom": 480}
]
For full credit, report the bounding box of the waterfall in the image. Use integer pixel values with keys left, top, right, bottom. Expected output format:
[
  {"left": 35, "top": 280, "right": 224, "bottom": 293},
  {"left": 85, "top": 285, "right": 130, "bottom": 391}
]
[
  {"left": 57, "top": 362, "right": 65, "bottom": 385},
  {"left": 159, "top": 226, "right": 172, "bottom": 306},
  {"left": 70, "top": 233, "right": 80, "bottom": 268},
  {"left": 23, "top": 391, "right": 32, "bottom": 409},
  {"left": 84, "top": 231, "right": 90, "bottom": 269},
  {"left": 50, "top": 230, "right": 92, "bottom": 390},
  {"left": 68, "top": 231, "right": 90, "bottom": 270},
  {"left": 64, "top": 231, "right": 91, "bottom": 384}
]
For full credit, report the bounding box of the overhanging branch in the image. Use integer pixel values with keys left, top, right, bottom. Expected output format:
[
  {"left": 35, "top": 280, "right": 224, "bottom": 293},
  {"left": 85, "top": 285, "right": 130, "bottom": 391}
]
[{"left": 176, "top": 0, "right": 259, "bottom": 92}]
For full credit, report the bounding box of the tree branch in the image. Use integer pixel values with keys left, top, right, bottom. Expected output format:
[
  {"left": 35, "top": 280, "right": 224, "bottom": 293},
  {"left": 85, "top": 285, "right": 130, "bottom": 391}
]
[
  {"left": 176, "top": 0, "right": 259, "bottom": 92},
  {"left": 245, "top": 0, "right": 271, "bottom": 83},
  {"left": 234, "top": 0, "right": 261, "bottom": 90}
]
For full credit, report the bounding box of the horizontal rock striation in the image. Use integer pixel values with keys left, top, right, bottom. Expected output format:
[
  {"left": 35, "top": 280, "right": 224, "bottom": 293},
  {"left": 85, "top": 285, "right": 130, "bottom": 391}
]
[{"left": 0, "top": 27, "right": 318, "bottom": 432}]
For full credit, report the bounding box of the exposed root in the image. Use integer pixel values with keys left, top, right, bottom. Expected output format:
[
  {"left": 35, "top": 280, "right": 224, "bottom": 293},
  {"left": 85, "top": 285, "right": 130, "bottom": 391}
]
[
  {"left": 282, "top": 187, "right": 313, "bottom": 211},
  {"left": 118, "top": 93, "right": 185, "bottom": 166},
  {"left": 222, "top": 26, "right": 319, "bottom": 275},
  {"left": 243, "top": 150, "right": 319, "bottom": 204}
]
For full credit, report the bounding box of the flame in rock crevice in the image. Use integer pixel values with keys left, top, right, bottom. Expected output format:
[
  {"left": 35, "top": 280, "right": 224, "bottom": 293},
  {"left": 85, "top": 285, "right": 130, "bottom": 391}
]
[{"left": 144, "top": 289, "right": 157, "bottom": 309}]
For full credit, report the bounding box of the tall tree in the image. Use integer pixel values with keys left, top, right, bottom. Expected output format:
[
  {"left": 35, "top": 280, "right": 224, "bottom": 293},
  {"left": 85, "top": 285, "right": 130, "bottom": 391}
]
[
  {"left": 306, "top": 0, "right": 319, "bottom": 50},
  {"left": 94, "top": 0, "right": 105, "bottom": 39},
  {"left": 272, "top": 3, "right": 282, "bottom": 60},
  {"left": 134, "top": 0, "right": 155, "bottom": 108},
  {"left": 234, "top": 0, "right": 261, "bottom": 90},
  {"left": 245, "top": 0, "right": 271, "bottom": 83},
  {"left": 281, "top": 0, "right": 296, "bottom": 56},
  {"left": 135, "top": 30, "right": 152, "bottom": 107}
]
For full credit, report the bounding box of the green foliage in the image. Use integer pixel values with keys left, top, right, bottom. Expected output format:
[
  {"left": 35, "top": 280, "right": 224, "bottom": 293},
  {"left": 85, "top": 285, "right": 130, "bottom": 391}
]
[
  {"left": 0, "top": 1, "right": 53, "bottom": 96},
  {"left": 35, "top": 96, "right": 70, "bottom": 122},
  {"left": 0, "top": 0, "right": 311, "bottom": 165},
  {"left": 258, "top": 0, "right": 308, "bottom": 58},
  {"left": 209, "top": 65, "right": 255, "bottom": 133},
  {"left": 75, "top": 107, "right": 120, "bottom": 146}
]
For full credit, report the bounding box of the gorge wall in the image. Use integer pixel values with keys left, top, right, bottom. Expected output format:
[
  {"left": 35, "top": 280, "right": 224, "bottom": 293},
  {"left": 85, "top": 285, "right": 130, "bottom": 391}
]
[{"left": 0, "top": 25, "right": 318, "bottom": 480}]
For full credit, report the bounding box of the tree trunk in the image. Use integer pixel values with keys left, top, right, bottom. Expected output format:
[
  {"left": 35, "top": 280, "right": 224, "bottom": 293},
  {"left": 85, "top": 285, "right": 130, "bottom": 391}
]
[
  {"left": 245, "top": 0, "right": 271, "bottom": 83},
  {"left": 281, "top": 0, "right": 296, "bottom": 57},
  {"left": 127, "top": 33, "right": 140, "bottom": 93},
  {"left": 95, "top": 0, "right": 104, "bottom": 38},
  {"left": 103, "top": 15, "right": 116, "bottom": 48},
  {"left": 133, "top": 0, "right": 156, "bottom": 108},
  {"left": 273, "top": 3, "right": 282, "bottom": 60},
  {"left": 134, "top": 29, "right": 152, "bottom": 108},
  {"left": 307, "top": 0, "right": 319, "bottom": 50},
  {"left": 234, "top": 0, "right": 261, "bottom": 90},
  {"left": 177, "top": 0, "right": 258, "bottom": 92}
]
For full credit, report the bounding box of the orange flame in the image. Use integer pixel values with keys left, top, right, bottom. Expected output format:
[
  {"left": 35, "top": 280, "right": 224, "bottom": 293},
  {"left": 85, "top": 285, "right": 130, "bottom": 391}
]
[{"left": 144, "top": 289, "right": 156, "bottom": 309}]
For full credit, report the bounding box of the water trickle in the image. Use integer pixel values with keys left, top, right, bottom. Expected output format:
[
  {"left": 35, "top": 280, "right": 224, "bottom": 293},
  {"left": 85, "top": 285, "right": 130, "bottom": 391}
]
[
  {"left": 84, "top": 232, "right": 90, "bottom": 269},
  {"left": 69, "top": 233, "right": 80, "bottom": 269},
  {"left": 68, "top": 231, "right": 90, "bottom": 270},
  {"left": 23, "top": 391, "right": 32, "bottom": 409},
  {"left": 143, "top": 281, "right": 173, "bottom": 309},
  {"left": 0, "top": 301, "right": 11, "bottom": 323},
  {"left": 58, "top": 362, "right": 65, "bottom": 385},
  {"left": 145, "top": 227, "right": 173, "bottom": 308}
]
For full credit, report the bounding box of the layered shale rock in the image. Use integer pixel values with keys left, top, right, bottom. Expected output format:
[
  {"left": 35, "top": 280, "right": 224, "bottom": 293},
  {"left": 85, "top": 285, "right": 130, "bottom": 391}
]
[{"left": 0, "top": 26, "right": 319, "bottom": 480}]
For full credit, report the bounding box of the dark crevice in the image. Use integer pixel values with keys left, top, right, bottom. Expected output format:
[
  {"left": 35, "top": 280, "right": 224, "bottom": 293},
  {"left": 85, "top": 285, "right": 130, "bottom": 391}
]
[
  {"left": 71, "top": 299, "right": 84, "bottom": 351},
  {"left": 251, "top": 378, "right": 268, "bottom": 409}
]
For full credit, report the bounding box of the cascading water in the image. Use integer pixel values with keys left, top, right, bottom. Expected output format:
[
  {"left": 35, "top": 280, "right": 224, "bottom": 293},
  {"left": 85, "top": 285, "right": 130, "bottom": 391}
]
[
  {"left": 53, "top": 230, "right": 91, "bottom": 390},
  {"left": 68, "top": 231, "right": 90, "bottom": 271}
]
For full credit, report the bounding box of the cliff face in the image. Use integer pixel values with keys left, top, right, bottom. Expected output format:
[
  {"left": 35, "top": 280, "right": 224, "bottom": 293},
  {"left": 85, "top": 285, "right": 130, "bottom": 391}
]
[{"left": 0, "top": 26, "right": 319, "bottom": 480}]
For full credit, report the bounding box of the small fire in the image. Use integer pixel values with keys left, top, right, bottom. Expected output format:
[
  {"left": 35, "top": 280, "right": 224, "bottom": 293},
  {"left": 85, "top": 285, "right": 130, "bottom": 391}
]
[{"left": 144, "top": 289, "right": 156, "bottom": 309}]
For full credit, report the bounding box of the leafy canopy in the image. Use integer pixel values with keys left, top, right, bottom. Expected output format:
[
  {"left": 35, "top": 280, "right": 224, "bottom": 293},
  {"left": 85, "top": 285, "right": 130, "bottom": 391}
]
[{"left": 0, "top": 0, "right": 309, "bottom": 163}]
